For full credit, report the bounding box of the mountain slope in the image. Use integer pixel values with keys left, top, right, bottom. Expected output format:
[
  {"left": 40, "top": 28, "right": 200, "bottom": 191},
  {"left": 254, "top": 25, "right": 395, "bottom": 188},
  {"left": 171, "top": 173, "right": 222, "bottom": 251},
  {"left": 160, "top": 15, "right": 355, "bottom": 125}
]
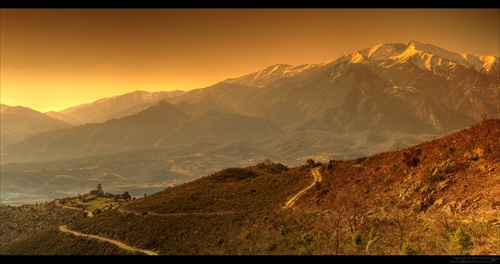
[
  {"left": 1, "top": 100, "right": 282, "bottom": 164},
  {"left": 167, "top": 82, "right": 258, "bottom": 114},
  {"left": 155, "top": 110, "right": 283, "bottom": 147},
  {"left": 0, "top": 104, "right": 12, "bottom": 112},
  {"left": 44, "top": 111, "right": 83, "bottom": 126},
  {"left": 223, "top": 63, "right": 319, "bottom": 87},
  {"left": 0, "top": 105, "right": 73, "bottom": 147},
  {"left": 226, "top": 40, "right": 498, "bottom": 133},
  {"left": 1, "top": 119, "right": 498, "bottom": 255},
  {"left": 59, "top": 90, "right": 186, "bottom": 124}
]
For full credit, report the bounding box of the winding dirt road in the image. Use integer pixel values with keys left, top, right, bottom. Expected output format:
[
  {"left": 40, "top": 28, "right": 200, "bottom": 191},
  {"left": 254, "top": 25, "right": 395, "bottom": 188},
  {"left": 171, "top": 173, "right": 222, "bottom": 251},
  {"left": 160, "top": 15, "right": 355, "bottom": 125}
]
[
  {"left": 282, "top": 167, "right": 322, "bottom": 209},
  {"left": 59, "top": 225, "right": 158, "bottom": 255},
  {"left": 55, "top": 199, "right": 94, "bottom": 217}
]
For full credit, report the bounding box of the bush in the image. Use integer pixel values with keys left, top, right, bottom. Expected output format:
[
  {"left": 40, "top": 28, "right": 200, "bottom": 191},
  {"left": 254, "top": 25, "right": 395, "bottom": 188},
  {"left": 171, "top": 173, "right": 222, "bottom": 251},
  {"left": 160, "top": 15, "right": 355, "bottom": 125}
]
[
  {"left": 402, "top": 148, "right": 422, "bottom": 167},
  {"left": 454, "top": 226, "right": 473, "bottom": 252},
  {"left": 401, "top": 240, "right": 418, "bottom": 255},
  {"left": 272, "top": 163, "right": 289, "bottom": 174},
  {"left": 352, "top": 232, "right": 362, "bottom": 247}
]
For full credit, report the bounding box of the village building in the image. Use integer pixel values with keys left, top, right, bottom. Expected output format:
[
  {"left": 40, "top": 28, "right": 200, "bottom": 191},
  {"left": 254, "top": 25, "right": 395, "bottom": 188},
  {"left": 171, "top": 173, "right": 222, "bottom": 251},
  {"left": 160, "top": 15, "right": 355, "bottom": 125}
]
[{"left": 89, "top": 183, "right": 104, "bottom": 196}]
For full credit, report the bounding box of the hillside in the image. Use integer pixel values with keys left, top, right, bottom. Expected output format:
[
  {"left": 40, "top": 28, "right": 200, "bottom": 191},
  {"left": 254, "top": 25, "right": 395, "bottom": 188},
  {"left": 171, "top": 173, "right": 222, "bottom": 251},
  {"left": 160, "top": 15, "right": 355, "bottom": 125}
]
[
  {"left": 0, "top": 105, "right": 73, "bottom": 147},
  {"left": 58, "top": 90, "right": 186, "bottom": 124},
  {"left": 1, "top": 119, "right": 498, "bottom": 255}
]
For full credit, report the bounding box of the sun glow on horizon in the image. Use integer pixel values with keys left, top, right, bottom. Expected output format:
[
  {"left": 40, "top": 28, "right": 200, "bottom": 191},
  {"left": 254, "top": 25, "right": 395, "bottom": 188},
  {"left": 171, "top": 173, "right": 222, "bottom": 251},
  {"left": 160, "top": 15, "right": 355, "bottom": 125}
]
[
  {"left": 1, "top": 8, "right": 498, "bottom": 113},
  {"left": 0, "top": 77, "right": 212, "bottom": 113}
]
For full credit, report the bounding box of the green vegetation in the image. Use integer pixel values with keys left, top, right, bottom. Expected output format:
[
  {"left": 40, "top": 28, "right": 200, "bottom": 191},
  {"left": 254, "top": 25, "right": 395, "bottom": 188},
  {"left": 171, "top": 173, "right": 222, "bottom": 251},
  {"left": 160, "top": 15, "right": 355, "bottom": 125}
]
[
  {"left": 62, "top": 196, "right": 127, "bottom": 215},
  {"left": 352, "top": 231, "right": 363, "bottom": 248},
  {"left": 454, "top": 226, "right": 473, "bottom": 253},
  {"left": 0, "top": 203, "right": 83, "bottom": 244},
  {"left": 401, "top": 240, "right": 419, "bottom": 255}
]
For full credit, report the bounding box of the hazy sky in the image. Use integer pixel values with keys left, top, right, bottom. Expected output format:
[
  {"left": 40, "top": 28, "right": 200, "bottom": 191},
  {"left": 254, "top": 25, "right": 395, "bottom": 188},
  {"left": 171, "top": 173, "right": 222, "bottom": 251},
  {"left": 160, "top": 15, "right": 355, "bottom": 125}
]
[{"left": 1, "top": 8, "right": 499, "bottom": 112}]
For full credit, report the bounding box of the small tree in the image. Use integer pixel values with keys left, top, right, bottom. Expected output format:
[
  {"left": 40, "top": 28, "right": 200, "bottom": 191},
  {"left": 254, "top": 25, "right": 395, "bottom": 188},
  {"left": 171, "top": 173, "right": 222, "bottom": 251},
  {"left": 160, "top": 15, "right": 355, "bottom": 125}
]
[{"left": 122, "top": 191, "right": 132, "bottom": 201}]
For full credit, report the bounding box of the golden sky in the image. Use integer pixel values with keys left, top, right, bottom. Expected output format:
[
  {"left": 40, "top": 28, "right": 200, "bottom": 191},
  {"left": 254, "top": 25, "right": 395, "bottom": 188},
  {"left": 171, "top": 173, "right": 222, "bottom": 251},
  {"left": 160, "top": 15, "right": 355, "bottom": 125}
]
[{"left": 1, "top": 8, "right": 499, "bottom": 112}]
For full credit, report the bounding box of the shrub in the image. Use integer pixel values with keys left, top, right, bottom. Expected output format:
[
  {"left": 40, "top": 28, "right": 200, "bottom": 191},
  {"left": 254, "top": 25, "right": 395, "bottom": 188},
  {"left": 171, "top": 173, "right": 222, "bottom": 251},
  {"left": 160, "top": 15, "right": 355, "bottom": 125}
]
[
  {"left": 402, "top": 148, "right": 422, "bottom": 167},
  {"left": 401, "top": 240, "right": 419, "bottom": 255},
  {"left": 454, "top": 226, "right": 473, "bottom": 252},
  {"left": 302, "top": 233, "right": 313, "bottom": 244},
  {"left": 280, "top": 226, "right": 289, "bottom": 236},
  {"left": 272, "top": 163, "right": 289, "bottom": 174},
  {"left": 352, "top": 232, "right": 362, "bottom": 247}
]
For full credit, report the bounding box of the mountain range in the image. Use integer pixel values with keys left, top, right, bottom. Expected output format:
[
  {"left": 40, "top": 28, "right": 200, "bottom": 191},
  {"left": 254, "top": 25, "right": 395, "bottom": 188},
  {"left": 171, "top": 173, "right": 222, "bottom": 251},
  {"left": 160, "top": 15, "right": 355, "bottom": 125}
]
[{"left": 1, "top": 40, "right": 498, "bottom": 204}]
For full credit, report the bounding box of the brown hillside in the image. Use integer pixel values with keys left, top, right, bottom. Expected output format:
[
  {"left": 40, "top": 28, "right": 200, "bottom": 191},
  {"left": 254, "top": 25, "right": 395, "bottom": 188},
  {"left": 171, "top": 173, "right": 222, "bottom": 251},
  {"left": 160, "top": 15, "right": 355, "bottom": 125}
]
[
  {"left": 107, "top": 119, "right": 500, "bottom": 255},
  {"left": 1, "top": 119, "right": 498, "bottom": 255},
  {"left": 294, "top": 119, "right": 500, "bottom": 254},
  {"left": 301, "top": 119, "right": 499, "bottom": 216}
]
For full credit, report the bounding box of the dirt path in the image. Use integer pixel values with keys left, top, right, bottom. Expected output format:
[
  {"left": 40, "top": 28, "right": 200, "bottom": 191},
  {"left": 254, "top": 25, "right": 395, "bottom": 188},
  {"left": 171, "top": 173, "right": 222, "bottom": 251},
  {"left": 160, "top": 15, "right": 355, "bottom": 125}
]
[
  {"left": 59, "top": 225, "right": 158, "bottom": 255},
  {"left": 282, "top": 167, "right": 322, "bottom": 209},
  {"left": 55, "top": 199, "right": 94, "bottom": 217}
]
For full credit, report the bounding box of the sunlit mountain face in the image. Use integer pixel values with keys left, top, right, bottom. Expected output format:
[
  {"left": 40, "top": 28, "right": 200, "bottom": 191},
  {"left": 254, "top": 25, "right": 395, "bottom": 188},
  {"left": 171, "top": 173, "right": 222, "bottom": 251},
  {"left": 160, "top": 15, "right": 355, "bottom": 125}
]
[{"left": 1, "top": 40, "right": 498, "bottom": 205}]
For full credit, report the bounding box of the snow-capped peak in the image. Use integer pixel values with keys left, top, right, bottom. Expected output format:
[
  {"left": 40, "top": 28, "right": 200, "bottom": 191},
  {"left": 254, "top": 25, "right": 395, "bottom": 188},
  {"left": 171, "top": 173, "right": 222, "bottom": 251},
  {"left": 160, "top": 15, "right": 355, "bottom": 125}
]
[
  {"left": 398, "top": 40, "right": 473, "bottom": 67},
  {"left": 323, "top": 43, "right": 407, "bottom": 65},
  {"left": 229, "top": 40, "right": 498, "bottom": 88},
  {"left": 478, "top": 55, "right": 498, "bottom": 74},
  {"left": 251, "top": 64, "right": 318, "bottom": 81},
  {"left": 394, "top": 40, "right": 499, "bottom": 75},
  {"left": 224, "top": 63, "right": 318, "bottom": 87},
  {"left": 359, "top": 43, "right": 407, "bottom": 60}
]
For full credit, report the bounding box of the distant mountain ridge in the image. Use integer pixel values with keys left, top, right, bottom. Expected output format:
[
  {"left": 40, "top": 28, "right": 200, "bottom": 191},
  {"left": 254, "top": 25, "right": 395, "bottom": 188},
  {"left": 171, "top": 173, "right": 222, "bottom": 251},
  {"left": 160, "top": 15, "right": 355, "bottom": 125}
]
[
  {"left": 45, "top": 40, "right": 499, "bottom": 130},
  {"left": 219, "top": 40, "right": 498, "bottom": 131},
  {"left": 346, "top": 40, "right": 498, "bottom": 75},
  {"left": 0, "top": 104, "right": 73, "bottom": 147},
  {"left": 3, "top": 40, "right": 498, "bottom": 162},
  {"left": 1, "top": 100, "right": 282, "bottom": 164},
  {"left": 224, "top": 40, "right": 498, "bottom": 88},
  {"left": 57, "top": 90, "right": 186, "bottom": 124},
  {"left": 223, "top": 63, "right": 319, "bottom": 87},
  {"left": 1, "top": 40, "right": 498, "bottom": 205}
]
